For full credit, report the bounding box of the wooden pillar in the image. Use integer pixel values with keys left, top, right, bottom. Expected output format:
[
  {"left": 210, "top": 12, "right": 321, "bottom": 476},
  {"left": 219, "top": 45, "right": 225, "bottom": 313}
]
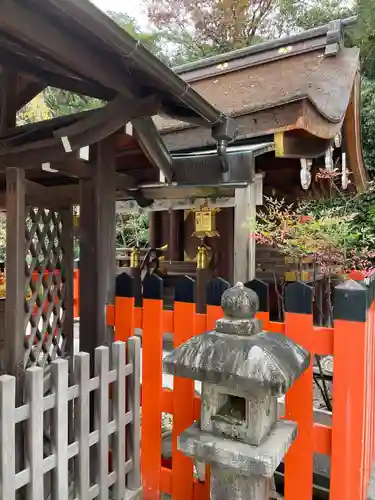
[
  {"left": 234, "top": 183, "right": 257, "bottom": 284},
  {"left": 79, "top": 137, "right": 116, "bottom": 355},
  {"left": 60, "top": 207, "right": 74, "bottom": 360},
  {"left": 168, "top": 210, "right": 181, "bottom": 261},
  {"left": 0, "top": 70, "right": 17, "bottom": 132},
  {"left": 148, "top": 212, "right": 158, "bottom": 248},
  {"left": 4, "top": 168, "right": 25, "bottom": 394}
]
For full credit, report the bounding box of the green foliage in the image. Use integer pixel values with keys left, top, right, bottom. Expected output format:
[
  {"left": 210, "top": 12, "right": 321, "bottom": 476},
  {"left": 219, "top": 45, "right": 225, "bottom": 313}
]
[
  {"left": 43, "top": 88, "right": 103, "bottom": 117},
  {"left": 299, "top": 183, "right": 375, "bottom": 251},
  {"left": 42, "top": 10, "right": 168, "bottom": 118},
  {"left": 252, "top": 197, "right": 375, "bottom": 274},
  {"left": 17, "top": 94, "right": 53, "bottom": 125},
  {"left": 147, "top": 0, "right": 277, "bottom": 65},
  {"left": 116, "top": 213, "right": 149, "bottom": 248},
  {"left": 357, "top": 0, "right": 375, "bottom": 78},
  {"left": 277, "top": 0, "right": 355, "bottom": 33},
  {"left": 361, "top": 78, "right": 375, "bottom": 176}
]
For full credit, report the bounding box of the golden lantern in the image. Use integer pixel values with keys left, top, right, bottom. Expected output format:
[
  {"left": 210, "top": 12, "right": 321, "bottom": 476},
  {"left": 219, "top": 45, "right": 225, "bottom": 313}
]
[
  {"left": 130, "top": 246, "right": 141, "bottom": 268},
  {"left": 196, "top": 245, "right": 209, "bottom": 270},
  {"left": 191, "top": 200, "right": 220, "bottom": 239}
]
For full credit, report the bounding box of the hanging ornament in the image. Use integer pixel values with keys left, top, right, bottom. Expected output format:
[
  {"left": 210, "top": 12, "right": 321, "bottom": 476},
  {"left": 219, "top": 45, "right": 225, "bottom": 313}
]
[
  {"left": 341, "top": 152, "right": 349, "bottom": 190},
  {"left": 300, "top": 158, "right": 312, "bottom": 190},
  {"left": 334, "top": 132, "right": 342, "bottom": 149},
  {"left": 191, "top": 199, "right": 220, "bottom": 239},
  {"left": 325, "top": 146, "right": 334, "bottom": 173}
]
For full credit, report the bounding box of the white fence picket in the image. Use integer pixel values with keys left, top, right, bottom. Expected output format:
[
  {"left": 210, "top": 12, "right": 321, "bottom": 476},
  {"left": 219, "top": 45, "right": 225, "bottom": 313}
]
[
  {"left": 0, "top": 339, "right": 141, "bottom": 500},
  {"left": 0, "top": 375, "right": 16, "bottom": 500},
  {"left": 74, "top": 352, "right": 91, "bottom": 499},
  {"left": 112, "top": 341, "right": 126, "bottom": 499},
  {"left": 127, "top": 336, "right": 141, "bottom": 490},
  {"left": 94, "top": 346, "right": 110, "bottom": 500},
  {"left": 26, "top": 367, "right": 44, "bottom": 500},
  {"left": 51, "top": 358, "right": 69, "bottom": 500}
]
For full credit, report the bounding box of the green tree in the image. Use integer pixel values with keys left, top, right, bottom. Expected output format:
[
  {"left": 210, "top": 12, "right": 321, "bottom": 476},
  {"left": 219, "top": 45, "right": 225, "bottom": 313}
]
[
  {"left": 147, "top": 0, "right": 277, "bottom": 64},
  {"left": 361, "top": 78, "right": 375, "bottom": 176},
  {"left": 43, "top": 11, "right": 167, "bottom": 118},
  {"left": 277, "top": 0, "right": 355, "bottom": 34},
  {"left": 357, "top": 0, "right": 375, "bottom": 78},
  {"left": 17, "top": 93, "right": 53, "bottom": 125}
]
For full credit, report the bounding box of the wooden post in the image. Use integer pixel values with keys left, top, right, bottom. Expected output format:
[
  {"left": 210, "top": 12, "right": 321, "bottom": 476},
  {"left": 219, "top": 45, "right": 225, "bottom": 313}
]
[
  {"left": 4, "top": 168, "right": 25, "bottom": 389},
  {"left": 148, "top": 213, "right": 159, "bottom": 248},
  {"left": 233, "top": 179, "right": 262, "bottom": 283},
  {"left": 331, "top": 280, "right": 368, "bottom": 500},
  {"left": 60, "top": 207, "right": 74, "bottom": 360},
  {"left": 168, "top": 210, "right": 181, "bottom": 261},
  {"left": 0, "top": 69, "right": 17, "bottom": 132},
  {"left": 79, "top": 137, "right": 116, "bottom": 355}
]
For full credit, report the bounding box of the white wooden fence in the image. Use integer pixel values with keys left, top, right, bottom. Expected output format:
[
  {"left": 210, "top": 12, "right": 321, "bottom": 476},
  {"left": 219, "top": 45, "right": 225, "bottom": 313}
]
[{"left": 0, "top": 338, "right": 141, "bottom": 500}]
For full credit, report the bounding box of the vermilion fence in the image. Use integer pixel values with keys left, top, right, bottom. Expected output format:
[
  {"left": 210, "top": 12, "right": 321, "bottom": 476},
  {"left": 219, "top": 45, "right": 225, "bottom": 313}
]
[{"left": 104, "top": 272, "right": 375, "bottom": 500}]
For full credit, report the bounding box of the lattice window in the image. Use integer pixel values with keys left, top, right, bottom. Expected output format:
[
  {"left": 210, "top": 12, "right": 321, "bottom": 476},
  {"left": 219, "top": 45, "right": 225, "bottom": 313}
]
[{"left": 24, "top": 208, "right": 67, "bottom": 368}]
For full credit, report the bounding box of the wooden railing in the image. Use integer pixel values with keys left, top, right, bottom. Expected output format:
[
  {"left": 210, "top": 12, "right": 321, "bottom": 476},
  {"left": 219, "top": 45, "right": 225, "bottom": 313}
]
[
  {"left": 107, "top": 272, "right": 375, "bottom": 500},
  {"left": 0, "top": 340, "right": 141, "bottom": 500}
]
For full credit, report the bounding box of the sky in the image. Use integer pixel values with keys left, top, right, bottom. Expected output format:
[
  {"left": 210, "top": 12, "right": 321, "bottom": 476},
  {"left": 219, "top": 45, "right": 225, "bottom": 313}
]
[{"left": 92, "top": 0, "right": 148, "bottom": 26}]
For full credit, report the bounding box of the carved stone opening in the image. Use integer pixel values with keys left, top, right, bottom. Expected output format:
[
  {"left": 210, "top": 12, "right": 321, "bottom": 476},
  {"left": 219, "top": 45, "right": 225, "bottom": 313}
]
[{"left": 215, "top": 395, "right": 246, "bottom": 424}]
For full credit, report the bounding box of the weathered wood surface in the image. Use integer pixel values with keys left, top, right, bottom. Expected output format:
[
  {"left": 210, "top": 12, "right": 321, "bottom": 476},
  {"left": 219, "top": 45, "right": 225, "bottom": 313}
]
[{"left": 0, "top": 340, "right": 141, "bottom": 500}]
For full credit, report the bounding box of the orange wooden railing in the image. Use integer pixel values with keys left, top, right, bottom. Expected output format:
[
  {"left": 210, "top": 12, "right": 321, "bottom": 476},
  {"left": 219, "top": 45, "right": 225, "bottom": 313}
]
[{"left": 107, "top": 273, "right": 375, "bottom": 500}]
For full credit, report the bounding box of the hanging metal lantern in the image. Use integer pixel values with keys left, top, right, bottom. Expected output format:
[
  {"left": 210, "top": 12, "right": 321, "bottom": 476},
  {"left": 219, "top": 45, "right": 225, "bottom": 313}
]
[
  {"left": 300, "top": 158, "right": 312, "bottom": 190},
  {"left": 191, "top": 200, "right": 220, "bottom": 239}
]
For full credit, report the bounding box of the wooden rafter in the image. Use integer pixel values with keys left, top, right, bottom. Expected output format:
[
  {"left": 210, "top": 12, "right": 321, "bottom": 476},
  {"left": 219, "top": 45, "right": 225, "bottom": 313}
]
[
  {"left": 0, "top": 46, "right": 113, "bottom": 101},
  {"left": 55, "top": 95, "right": 162, "bottom": 153},
  {"left": 0, "top": 0, "right": 138, "bottom": 97},
  {"left": 133, "top": 117, "right": 174, "bottom": 183}
]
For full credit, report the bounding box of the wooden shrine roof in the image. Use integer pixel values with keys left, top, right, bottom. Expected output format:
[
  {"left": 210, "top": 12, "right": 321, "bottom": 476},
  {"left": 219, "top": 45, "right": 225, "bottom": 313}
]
[
  {"left": 154, "top": 17, "right": 369, "bottom": 192},
  {"left": 156, "top": 18, "right": 359, "bottom": 145},
  {"left": 0, "top": 0, "right": 226, "bottom": 128}
]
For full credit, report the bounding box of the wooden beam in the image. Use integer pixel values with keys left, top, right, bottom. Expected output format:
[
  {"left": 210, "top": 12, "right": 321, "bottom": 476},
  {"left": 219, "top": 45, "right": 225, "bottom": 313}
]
[
  {"left": 116, "top": 175, "right": 264, "bottom": 205},
  {"left": 25, "top": 180, "right": 79, "bottom": 207},
  {"left": 4, "top": 168, "right": 25, "bottom": 389},
  {"left": 0, "top": 0, "right": 137, "bottom": 97},
  {"left": 15, "top": 80, "right": 45, "bottom": 111},
  {"left": 0, "top": 69, "right": 17, "bottom": 133},
  {"left": 116, "top": 173, "right": 137, "bottom": 191},
  {"left": 274, "top": 131, "right": 332, "bottom": 159},
  {"left": 0, "top": 138, "right": 71, "bottom": 169},
  {"left": 0, "top": 46, "right": 114, "bottom": 101},
  {"left": 56, "top": 95, "right": 162, "bottom": 153},
  {"left": 79, "top": 136, "right": 116, "bottom": 356},
  {"left": 133, "top": 117, "right": 174, "bottom": 183},
  {"left": 42, "top": 159, "right": 93, "bottom": 179}
]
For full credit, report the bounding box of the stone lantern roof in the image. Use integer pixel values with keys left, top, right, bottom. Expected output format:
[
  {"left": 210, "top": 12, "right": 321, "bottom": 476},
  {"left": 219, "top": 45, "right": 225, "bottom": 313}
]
[{"left": 163, "top": 283, "right": 310, "bottom": 396}]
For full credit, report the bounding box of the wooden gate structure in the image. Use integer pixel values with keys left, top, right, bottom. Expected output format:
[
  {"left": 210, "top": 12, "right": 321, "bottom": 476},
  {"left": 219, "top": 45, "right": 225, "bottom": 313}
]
[
  {"left": 111, "top": 273, "right": 375, "bottom": 500},
  {"left": 0, "top": 0, "right": 235, "bottom": 378}
]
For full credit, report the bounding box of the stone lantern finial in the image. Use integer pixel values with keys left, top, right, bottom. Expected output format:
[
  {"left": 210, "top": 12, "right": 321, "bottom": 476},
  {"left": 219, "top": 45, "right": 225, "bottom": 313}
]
[{"left": 216, "top": 282, "right": 262, "bottom": 336}]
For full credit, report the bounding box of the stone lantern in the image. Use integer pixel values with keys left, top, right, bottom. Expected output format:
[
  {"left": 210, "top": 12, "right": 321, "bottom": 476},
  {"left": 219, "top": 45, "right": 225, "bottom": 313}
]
[{"left": 163, "top": 282, "right": 310, "bottom": 500}]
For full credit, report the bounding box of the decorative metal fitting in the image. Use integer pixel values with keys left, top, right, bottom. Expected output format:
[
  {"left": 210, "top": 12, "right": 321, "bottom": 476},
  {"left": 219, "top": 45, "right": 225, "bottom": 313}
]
[
  {"left": 130, "top": 246, "right": 141, "bottom": 268},
  {"left": 300, "top": 158, "right": 312, "bottom": 190}
]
